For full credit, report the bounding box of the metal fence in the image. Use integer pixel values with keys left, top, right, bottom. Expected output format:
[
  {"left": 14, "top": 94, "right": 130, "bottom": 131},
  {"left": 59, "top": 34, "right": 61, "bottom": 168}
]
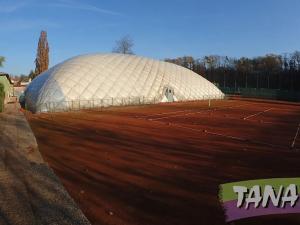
[
  {"left": 30, "top": 94, "right": 225, "bottom": 113},
  {"left": 220, "top": 87, "right": 300, "bottom": 102}
]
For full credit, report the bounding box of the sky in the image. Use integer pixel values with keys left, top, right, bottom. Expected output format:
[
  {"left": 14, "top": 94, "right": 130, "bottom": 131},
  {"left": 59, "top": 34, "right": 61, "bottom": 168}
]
[{"left": 1, "top": 0, "right": 300, "bottom": 75}]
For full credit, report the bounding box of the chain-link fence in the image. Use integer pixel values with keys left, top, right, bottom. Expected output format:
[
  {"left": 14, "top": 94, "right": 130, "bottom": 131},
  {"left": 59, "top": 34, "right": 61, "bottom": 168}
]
[
  {"left": 220, "top": 87, "right": 300, "bottom": 102},
  {"left": 29, "top": 94, "right": 225, "bottom": 113}
]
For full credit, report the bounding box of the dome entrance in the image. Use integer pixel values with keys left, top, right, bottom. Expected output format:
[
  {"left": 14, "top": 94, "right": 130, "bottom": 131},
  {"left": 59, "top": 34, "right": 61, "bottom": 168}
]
[{"left": 164, "top": 87, "right": 175, "bottom": 102}]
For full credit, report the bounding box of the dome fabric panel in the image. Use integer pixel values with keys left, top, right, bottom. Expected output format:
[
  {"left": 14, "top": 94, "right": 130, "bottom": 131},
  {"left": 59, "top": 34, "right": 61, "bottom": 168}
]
[{"left": 25, "top": 53, "right": 224, "bottom": 113}]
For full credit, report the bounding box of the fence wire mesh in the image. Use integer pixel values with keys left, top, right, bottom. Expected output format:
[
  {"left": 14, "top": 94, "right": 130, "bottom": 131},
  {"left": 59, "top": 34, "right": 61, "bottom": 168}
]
[
  {"left": 29, "top": 95, "right": 225, "bottom": 113},
  {"left": 220, "top": 87, "right": 300, "bottom": 102}
]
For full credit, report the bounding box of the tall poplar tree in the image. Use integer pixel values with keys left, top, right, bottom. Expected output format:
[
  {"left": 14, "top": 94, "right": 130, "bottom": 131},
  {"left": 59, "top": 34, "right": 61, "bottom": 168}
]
[{"left": 34, "top": 31, "right": 49, "bottom": 78}]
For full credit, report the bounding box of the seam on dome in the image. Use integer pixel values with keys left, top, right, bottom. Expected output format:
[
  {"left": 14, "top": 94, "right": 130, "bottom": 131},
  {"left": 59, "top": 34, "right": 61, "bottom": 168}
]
[
  {"left": 122, "top": 57, "right": 148, "bottom": 97},
  {"left": 95, "top": 55, "right": 133, "bottom": 99},
  {"left": 145, "top": 60, "right": 165, "bottom": 99},
  {"left": 167, "top": 64, "right": 183, "bottom": 100},
  {"left": 137, "top": 58, "right": 156, "bottom": 99},
  {"left": 116, "top": 55, "right": 145, "bottom": 98},
  {"left": 126, "top": 57, "right": 148, "bottom": 96},
  {"left": 72, "top": 55, "right": 117, "bottom": 100},
  {"left": 102, "top": 55, "right": 139, "bottom": 99},
  {"left": 74, "top": 55, "right": 113, "bottom": 96},
  {"left": 143, "top": 60, "right": 160, "bottom": 99},
  {"left": 155, "top": 60, "right": 168, "bottom": 98},
  {"left": 80, "top": 55, "right": 119, "bottom": 92}
]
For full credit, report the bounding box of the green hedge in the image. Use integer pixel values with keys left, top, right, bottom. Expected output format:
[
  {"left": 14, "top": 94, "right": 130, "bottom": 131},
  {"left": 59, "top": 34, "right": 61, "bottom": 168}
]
[{"left": 0, "top": 83, "right": 4, "bottom": 112}]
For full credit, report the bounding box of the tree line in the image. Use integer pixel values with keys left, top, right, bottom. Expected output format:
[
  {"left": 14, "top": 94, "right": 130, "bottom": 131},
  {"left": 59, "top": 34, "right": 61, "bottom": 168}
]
[{"left": 165, "top": 52, "right": 300, "bottom": 91}]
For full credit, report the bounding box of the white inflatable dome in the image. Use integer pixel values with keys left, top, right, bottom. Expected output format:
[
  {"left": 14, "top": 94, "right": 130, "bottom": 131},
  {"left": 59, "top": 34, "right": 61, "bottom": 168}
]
[{"left": 25, "top": 53, "right": 224, "bottom": 113}]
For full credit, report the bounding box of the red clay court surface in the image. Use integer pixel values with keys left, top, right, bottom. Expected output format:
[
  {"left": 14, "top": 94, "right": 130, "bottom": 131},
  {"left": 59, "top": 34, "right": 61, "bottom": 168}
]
[{"left": 27, "top": 98, "right": 300, "bottom": 225}]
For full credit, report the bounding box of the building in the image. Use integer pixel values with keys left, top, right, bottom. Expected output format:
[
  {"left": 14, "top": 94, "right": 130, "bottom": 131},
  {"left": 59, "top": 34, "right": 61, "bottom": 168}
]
[
  {"left": 20, "top": 79, "right": 32, "bottom": 87},
  {"left": 0, "top": 72, "right": 14, "bottom": 104},
  {"left": 14, "top": 78, "right": 32, "bottom": 99},
  {"left": 24, "top": 53, "right": 224, "bottom": 113}
]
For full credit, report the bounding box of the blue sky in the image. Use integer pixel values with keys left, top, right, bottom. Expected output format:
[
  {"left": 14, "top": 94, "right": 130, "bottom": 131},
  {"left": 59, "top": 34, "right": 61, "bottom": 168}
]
[{"left": 1, "top": 0, "right": 300, "bottom": 75}]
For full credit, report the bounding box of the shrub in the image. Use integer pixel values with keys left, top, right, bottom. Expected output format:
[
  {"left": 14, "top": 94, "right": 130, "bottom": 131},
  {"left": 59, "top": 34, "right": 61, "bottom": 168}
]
[{"left": 0, "top": 83, "right": 5, "bottom": 112}]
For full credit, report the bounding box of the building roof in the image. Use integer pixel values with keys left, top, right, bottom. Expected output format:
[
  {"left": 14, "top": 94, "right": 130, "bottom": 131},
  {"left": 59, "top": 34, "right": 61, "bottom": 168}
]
[{"left": 0, "top": 72, "right": 13, "bottom": 85}]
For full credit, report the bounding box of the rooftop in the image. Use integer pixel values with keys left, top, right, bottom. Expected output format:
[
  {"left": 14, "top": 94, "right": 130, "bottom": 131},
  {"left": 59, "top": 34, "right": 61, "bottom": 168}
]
[{"left": 0, "top": 72, "right": 13, "bottom": 84}]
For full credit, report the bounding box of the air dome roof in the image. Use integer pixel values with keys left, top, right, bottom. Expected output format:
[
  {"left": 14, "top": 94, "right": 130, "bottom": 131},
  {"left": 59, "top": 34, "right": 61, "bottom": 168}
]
[{"left": 25, "top": 53, "right": 224, "bottom": 112}]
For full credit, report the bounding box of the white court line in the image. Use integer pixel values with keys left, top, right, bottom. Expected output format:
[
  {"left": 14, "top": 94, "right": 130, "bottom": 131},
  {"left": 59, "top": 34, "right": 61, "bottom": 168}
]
[
  {"left": 149, "top": 109, "right": 210, "bottom": 121},
  {"left": 150, "top": 103, "right": 252, "bottom": 121},
  {"left": 243, "top": 108, "right": 273, "bottom": 120},
  {"left": 170, "top": 124, "right": 288, "bottom": 149},
  {"left": 138, "top": 101, "right": 246, "bottom": 120},
  {"left": 291, "top": 123, "right": 300, "bottom": 149},
  {"left": 226, "top": 103, "right": 250, "bottom": 109},
  {"left": 137, "top": 109, "right": 193, "bottom": 118}
]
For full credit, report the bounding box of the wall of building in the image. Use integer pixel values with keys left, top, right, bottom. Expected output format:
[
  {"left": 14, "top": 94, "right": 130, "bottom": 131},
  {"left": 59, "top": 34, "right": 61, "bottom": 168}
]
[{"left": 0, "top": 75, "right": 14, "bottom": 103}]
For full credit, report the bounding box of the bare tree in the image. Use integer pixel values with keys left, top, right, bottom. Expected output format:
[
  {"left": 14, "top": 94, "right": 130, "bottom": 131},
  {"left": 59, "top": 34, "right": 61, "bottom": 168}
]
[
  {"left": 0, "top": 56, "right": 5, "bottom": 67},
  {"left": 292, "top": 51, "right": 300, "bottom": 70},
  {"left": 235, "top": 57, "right": 253, "bottom": 88},
  {"left": 204, "top": 55, "right": 219, "bottom": 70},
  {"left": 182, "top": 56, "right": 195, "bottom": 70},
  {"left": 113, "top": 35, "right": 134, "bottom": 54},
  {"left": 34, "top": 31, "right": 49, "bottom": 78}
]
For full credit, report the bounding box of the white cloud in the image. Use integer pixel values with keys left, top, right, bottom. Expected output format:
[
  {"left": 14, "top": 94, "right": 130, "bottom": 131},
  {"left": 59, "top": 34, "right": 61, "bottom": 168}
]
[
  {"left": 0, "top": 0, "right": 121, "bottom": 16},
  {"left": 0, "top": 0, "right": 121, "bottom": 31},
  {"left": 48, "top": 0, "right": 121, "bottom": 16},
  {"left": 0, "top": 19, "right": 60, "bottom": 31},
  {"left": 0, "top": 1, "right": 28, "bottom": 13}
]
